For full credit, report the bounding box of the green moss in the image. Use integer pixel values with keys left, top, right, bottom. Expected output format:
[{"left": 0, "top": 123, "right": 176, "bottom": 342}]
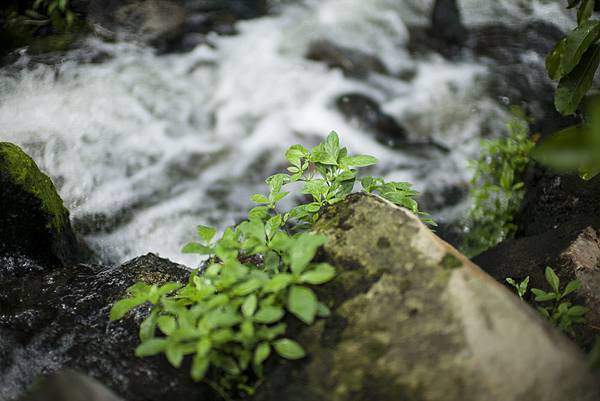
[
  {"left": 440, "top": 253, "right": 463, "bottom": 270},
  {"left": 0, "top": 142, "right": 69, "bottom": 233}
]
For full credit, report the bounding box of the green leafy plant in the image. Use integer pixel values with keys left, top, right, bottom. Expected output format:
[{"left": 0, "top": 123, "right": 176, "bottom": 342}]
[
  {"left": 531, "top": 266, "right": 588, "bottom": 335},
  {"left": 462, "top": 112, "right": 535, "bottom": 256},
  {"left": 506, "top": 276, "right": 529, "bottom": 300},
  {"left": 109, "top": 131, "right": 432, "bottom": 397},
  {"left": 537, "top": 0, "right": 600, "bottom": 180}
]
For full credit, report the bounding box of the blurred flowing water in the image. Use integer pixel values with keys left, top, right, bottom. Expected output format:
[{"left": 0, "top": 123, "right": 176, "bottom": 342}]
[{"left": 0, "top": 0, "right": 570, "bottom": 266}]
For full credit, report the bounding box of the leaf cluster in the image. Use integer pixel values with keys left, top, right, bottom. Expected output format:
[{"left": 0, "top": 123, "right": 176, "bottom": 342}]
[
  {"left": 507, "top": 267, "right": 588, "bottom": 336},
  {"left": 463, "top": 112, "right": 534, "bottom": 256},
  {"left": 506, "top": 276, "right": 529, "bottom": 300},
  {"left": 109, "top": 131, "right": 433, "bottom": 395},
  {"left": 538, "top": 0, "right": 600, "bottom": 180},
  {"left": 531, "top": 267, "right": 588, "bottom": 335},
  {"left": 264, "top": 131, "right": 434, "bottom": 227}
]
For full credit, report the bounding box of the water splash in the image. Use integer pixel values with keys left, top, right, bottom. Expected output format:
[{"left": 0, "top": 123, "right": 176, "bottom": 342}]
[{"left": 0, "top": 0, "right": 560, "bottom": 266}]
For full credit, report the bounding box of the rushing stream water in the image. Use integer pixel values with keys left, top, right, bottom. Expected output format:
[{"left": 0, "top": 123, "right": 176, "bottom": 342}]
[{"left": 0, "top": 0, "right": 572, "bottom": 266}]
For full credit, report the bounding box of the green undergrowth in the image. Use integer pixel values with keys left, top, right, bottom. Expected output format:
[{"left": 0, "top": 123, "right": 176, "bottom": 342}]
[
  {"left": 110, "top": 131, "right": 433, "bottom": 397},
  {"left": 0, "top": 142, "right": 69, "bottom": 233},
  {"left": 507, "top": 267, "right": 588, "bottom": 336},
  {"left": 462, "top": 112, "right": 535, "bottom": 257}
]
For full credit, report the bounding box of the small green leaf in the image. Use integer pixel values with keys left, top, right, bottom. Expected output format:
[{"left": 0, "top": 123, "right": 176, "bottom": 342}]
[
  {"left": 251, "top": 194, "right": 269, "bottom": 204},
  {"left": 563, "top": 279, "right": 582, "bottom": 297},
  {"left": 232, "top": 279, "right": 262, "bottom": 296},
  {"left": 157, "top": 315, "right": 177, "bottom": 335},
  {"left": 182, "top": 242, "right": 213, "bottom": 255},
  {"left": 567, "top": 305, "right": 589, "bottom": 316},
  {"left": 135, "top": 338, "right": 167, "bottom": 357},
  {"left": 191, "top": 354, "right": 210, "bottom": 381},
  {"left": 545, "top": 266, "right": 561, "bottom": 292},
  {"left": 555, "top": 44, "right": 600, "bottom": 115},
  {"left": 300, "top": 263, "right": 336, "bottom": 284},
  {"left": 342, "top": 155, "right": 378, "bottom": 167},
  {"left": 547, "top": 38, "right": 567, "bottom": 80},
  {"left": 287, "top": 285, "right": 318, "bottom": 324},
  {"left": 578, "top": 0, "right": 595, "bottom": 25},
  {"left": 273, "top": 338, "right": 306, "bottom": 360},
  {"left": 324, "top": 131, "right": 341, "bottom": 159},
  {"left": 109, "top": 297, "right": 146, "bottom": 321},
  {"left": 288, "top": 234, "right": 328, "bottom": 274},
  {"left": 242, "top": 294, "right": 258, "bottom": 317},
  {"left": 316, "top": 302, "right": 331, "bottom": 317},
  {"left": 197, "top": 225, "right": 217, "bottom": 242},
  {"left": 254, "top": 306, "right": 285, "bottom": 323},
  {"left": 263, "top": 273, "right": 293, "bottom": 293},
  {"left": 249, "top": 206, "right": 270, "bottom": 220},
  {"left": 253, "top": 342, "right": 271, "bottom": 367},
  {"left": 531, "top": 288, "right": 557, "bottom": 302},
  {"left": 166, "top": 343, "right": 184, "bottom": 368}
]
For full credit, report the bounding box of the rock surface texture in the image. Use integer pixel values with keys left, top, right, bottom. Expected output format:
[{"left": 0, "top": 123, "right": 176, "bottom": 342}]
[{"left": 255, "top": 194, "right": 599, "bottom": 401}]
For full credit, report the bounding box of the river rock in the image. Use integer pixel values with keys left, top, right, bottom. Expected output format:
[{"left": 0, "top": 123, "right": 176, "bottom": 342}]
[
  {"left": 254, "top": 193, "right": 599, "bottom": 401},
  {"left": 335, "top": 93, "right": 408, "bottom": 147},
  {"left": 0, "top": 253, "right": 220, "bottom": 401},
  {"left": 306, "top": 40, "right": 388, "bottom": 79},
  {"left": 0, "top": 142, "right": 84, "bottom": 272}
]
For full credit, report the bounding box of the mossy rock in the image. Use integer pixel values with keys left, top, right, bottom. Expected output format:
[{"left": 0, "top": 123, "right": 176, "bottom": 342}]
[
  {"left": 254, "top": 193, "right": 599, "bottom": 401},
  {"left": 0, "top": 142, "right": 84, "bottom": 271}
]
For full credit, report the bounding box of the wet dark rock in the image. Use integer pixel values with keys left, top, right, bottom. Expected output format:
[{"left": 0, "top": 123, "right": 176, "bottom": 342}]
[
  {"left": 430, "top": 0, "right": 467, "bottom": 50},
  {"left": 306, "top": 40, "right": 388, "bottom": 78},
  {"left": 18, "top": 370, "right": 124, "bottom": 401},
  {"left": 0, "top": 253, "right": 220, "bottom": 401},
  {"left": 335, "top": 93, "right": 408, "bottom": 147},
  {"left": 335, "top": 93, "right": 449, "bottom": 153},
  {"left": 0, "top": 142, "right": 88, "bottom": 272}
]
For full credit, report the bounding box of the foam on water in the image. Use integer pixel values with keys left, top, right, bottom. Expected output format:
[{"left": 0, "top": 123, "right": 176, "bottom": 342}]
[{"left": 0, "top": 0, "right": 561, "bottom": 266}]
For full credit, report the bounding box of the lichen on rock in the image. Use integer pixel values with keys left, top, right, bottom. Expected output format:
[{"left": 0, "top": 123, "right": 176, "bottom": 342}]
[
  {"left": 0, "top": 142, "right": 86, "bottom": 269},
  {"left": 254, "top": 193, "right": 600, "bottom": 401},
  {"left": 0, "top": 142, "right": 69, "bottom": 234}
]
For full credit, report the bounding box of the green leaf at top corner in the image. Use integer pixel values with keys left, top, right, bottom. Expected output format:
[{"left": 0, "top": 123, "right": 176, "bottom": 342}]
[
  {"left": 555, "top": 44, "right": 600, "bottom": 115},
  {"left": 560, "top": 20, "right": 600, "bottom": 77},
  {"left": 578, "top": 0, "right": 596, "bottom": 25}
]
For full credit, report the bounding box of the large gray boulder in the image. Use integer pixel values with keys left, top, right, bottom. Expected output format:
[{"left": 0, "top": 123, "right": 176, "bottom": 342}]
[{"left": 255, "top": 194, "right": 600, "bottom": 401}]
